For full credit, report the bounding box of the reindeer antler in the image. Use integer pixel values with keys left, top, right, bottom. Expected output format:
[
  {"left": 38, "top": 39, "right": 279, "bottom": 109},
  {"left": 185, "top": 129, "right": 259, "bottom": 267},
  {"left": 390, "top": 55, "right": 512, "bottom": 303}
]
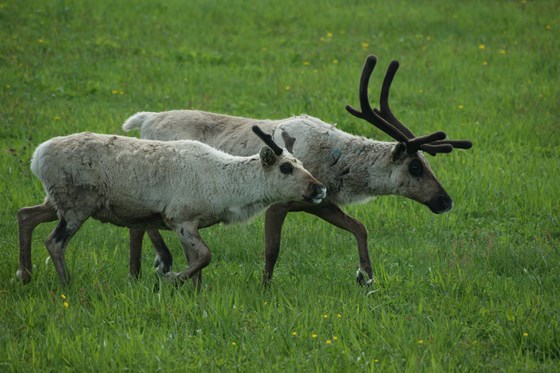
[
  {"left": 252, "top": 125, "right": 283, "bottom": 156},
  {"left": 346, "top": 55, "right": 472, "bottom": 156}
]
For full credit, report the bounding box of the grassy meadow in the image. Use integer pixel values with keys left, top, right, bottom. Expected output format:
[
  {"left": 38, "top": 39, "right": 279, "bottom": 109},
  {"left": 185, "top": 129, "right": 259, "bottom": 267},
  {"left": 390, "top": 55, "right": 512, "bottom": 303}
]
[{"left": 1, "top": 0, "right": 559, "bottom": 371}]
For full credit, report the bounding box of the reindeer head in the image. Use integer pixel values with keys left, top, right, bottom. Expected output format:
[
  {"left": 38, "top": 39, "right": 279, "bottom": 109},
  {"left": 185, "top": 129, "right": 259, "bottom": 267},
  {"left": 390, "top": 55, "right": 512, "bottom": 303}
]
[
  {"left": 346, "top": 55, "right": 472, "bottom": 213},
  {"left": 252, "top": 125, "right": 327, "bottom": 205}
]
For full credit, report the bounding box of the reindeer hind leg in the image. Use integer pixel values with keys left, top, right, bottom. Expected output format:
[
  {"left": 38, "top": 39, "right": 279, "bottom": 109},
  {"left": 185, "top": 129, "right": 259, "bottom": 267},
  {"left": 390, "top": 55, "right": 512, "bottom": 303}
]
[
  {"left": 17, "top": 202, "right": 58, "bottom": 284},
  {"left": 44, "top": 215, "right": 87, "bottom": 286}
]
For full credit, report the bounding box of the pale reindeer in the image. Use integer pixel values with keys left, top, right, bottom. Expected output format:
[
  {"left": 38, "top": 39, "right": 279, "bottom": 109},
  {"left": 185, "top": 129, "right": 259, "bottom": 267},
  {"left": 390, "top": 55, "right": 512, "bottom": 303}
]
[
  {"left": 16, "top": 126, "right": 326, "bottom": 286},
  {"left": 123, "top": 55, "right": 472, "bottom": 286}
]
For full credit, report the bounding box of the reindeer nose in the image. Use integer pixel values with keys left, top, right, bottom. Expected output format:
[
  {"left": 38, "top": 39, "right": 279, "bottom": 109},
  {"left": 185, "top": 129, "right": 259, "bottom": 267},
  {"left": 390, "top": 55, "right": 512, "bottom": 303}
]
[
  {"left": 314, "top": 183, "right": 327, "bottom": 198},
  {"left": 427, "top": 195, "right": 453, "bottom": 214},
  {"left": 308, "top": 183, "right": 327, "bottom": 204}
]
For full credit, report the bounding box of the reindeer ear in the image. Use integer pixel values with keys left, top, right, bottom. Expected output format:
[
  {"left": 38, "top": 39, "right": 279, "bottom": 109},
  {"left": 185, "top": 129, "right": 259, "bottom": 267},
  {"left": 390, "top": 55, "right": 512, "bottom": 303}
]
[
  {"left": 391, "top": 142, "right": 408, "bottom": 161},
  {"left": 259, "top": 146, "right": 278, "bottom": 168},
  {"left": 281, "top": 130, "right": 296, "bottom": 153}
]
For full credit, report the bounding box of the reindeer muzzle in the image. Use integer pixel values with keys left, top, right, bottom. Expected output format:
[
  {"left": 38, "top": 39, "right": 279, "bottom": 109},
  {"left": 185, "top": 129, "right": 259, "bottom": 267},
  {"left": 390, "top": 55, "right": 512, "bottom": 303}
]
[
  {"left": 426, "top": 195, "right": 453, "bottom": 214},
  {"left": 305, "top": 183, "right": 327, "bottom": 205}
]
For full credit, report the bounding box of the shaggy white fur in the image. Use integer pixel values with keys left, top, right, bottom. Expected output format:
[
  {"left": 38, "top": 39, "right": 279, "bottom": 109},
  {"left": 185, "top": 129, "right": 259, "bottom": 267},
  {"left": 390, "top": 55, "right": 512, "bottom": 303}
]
[{"left": 18, "top": 131, "right": 325, "bottom": 285}]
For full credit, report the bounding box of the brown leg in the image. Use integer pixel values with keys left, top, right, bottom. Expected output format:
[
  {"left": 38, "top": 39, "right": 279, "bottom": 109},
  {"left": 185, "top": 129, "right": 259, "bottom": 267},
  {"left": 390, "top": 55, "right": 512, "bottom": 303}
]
[
  {"left": 147, "top": 229, "right": 173, "bottom": 275},
  {"left": 184, "top": 244, "right": 202, "bottom": 288},
  {"left": 44, "top": 216, "right": 86, "bottom": 286},
  {"left": 263, "top": 203, "right": 290, "bottom": 286},
  {"left": 17, "top": 202, "right": 58, "bottom": 284},
  {"left": 129, "top": 228, "right": 144, "bottom": 278},
  {"left": 306, "top": 204, "right": 373, "bottom": 285},
  {"left": 168, "top": 223, "right": 211, "bottom": 290}
]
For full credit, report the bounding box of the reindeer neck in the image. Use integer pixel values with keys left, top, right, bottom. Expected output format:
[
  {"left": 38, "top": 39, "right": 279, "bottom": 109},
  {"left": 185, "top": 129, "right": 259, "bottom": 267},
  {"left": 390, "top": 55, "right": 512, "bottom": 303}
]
[
  {"left": 214, "top": 157, "right": 277, "bottom": 216},
  {"left": 305, "top": 134, "right": 396, "bottom": 205}
]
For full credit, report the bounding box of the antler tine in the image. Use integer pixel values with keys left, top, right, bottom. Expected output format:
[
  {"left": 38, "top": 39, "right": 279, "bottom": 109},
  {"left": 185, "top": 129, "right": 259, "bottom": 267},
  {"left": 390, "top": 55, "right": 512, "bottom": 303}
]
[
  {"left": 346, "top": 55, "right": 410, "bottom": 143},
  {"left": 407, "top": 131, "right": 447, "bottom": 154},
  {"left": 432, "top": 140, "right": 473, "bottom": 150},
  {"left": 420, "top": 140, "right": 473, "bottom": 155},
  {"left": 378, "top": 60, "right": 473, "bottom": 155},
  {"left": 419, "top": 140, "right": 473, "bottom": 155},
  {"left": 347, "top": 55, "right": 473, "bottom": 156},
  {"left": 420, "top": 143, "right": 454, "bottom": 155},
  {"left": 377, "top": 60, "right": 416, "bottom": 139},
  {"left": 252, "top": 125, "right": 283, "bottom": 156}
]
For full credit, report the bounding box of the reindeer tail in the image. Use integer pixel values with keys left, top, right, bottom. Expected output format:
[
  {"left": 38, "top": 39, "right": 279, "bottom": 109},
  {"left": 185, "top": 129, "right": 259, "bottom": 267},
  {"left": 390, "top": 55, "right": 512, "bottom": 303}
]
[{"left": 122, "top": 112, "right": 156, "bottom": 132}]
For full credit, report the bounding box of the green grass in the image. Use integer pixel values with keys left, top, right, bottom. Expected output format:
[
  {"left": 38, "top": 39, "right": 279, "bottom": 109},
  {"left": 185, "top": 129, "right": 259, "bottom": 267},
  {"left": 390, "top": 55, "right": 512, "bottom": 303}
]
[{"left": 1, "top": 0, "right": 559, "bottom": 371}]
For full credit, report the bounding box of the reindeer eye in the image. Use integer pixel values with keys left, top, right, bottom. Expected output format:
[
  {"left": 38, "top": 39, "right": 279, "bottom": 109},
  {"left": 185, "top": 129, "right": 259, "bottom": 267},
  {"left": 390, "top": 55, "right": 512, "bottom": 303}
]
[
  {"left": 280, "top": 162, "right": 293, "bottom": 175},
  {"left": 408, "top": 159, "right": 423, "bottom": 177}
]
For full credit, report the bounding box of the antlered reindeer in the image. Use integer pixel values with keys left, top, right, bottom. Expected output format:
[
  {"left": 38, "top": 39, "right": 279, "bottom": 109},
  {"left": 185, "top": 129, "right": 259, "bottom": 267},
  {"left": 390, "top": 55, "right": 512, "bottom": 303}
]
[{"left": 123, "top": 55, "right": 472, "bottom": 286}]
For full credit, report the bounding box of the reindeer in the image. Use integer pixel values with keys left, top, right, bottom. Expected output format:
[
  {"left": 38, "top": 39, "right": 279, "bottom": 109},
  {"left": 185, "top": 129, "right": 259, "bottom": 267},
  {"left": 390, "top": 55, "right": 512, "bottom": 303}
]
[
  {"left": 123, "top": 55, "right": 472, "bottom": 286},
  {"left": 16, "top": 126, "right": 326, "bottom": 286}
]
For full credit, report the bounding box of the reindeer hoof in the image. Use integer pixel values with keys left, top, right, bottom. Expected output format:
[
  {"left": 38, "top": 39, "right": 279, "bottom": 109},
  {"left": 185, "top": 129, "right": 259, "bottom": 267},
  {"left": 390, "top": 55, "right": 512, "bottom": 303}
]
[
  {"left": 163, "top": 271, "right": 186, "bottom": 286},
  {"left": 154, "top": 255, "right": 172, "bottom": 275},
  {"left": 16, "top": 269, "right": 31, "bottom": 284},
  {"left": 356, "top": 269, "right": 373, "bottom": 287},
  {"left": 153, "top": 270, "right": 184, "bottom": 291}
]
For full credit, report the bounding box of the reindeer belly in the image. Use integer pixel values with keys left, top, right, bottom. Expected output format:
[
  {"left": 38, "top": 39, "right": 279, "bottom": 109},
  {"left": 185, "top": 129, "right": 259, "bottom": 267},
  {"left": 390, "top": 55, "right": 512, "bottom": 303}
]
[
  {"left": 92, "top": 209, "right": 168, "bottom": 229},
  {"left": 91, "top": 199, "right": 168, "bottom": 229}
]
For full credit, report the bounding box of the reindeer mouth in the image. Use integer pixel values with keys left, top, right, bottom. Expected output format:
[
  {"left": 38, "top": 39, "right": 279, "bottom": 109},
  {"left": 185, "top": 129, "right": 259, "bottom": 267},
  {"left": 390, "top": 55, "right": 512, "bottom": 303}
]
[{"left": 305, "top": 184, "right": 327, "bottom": 205}]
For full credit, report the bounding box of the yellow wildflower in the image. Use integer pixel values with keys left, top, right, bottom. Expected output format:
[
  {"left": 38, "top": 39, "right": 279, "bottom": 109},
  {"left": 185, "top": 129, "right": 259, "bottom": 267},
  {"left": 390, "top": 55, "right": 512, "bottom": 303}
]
[
  {"left": 326, "top": 339, "right": 332, "bottom": 345},
  {"left": 479, "top": 44, "right": 486, "bottom": 50},
  {"left": 311, "top": 333, "right": 318, "bottom": 339}
]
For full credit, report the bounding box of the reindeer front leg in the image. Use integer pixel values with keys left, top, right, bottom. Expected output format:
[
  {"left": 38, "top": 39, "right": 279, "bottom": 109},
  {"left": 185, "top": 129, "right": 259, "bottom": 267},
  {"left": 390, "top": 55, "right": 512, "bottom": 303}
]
[
  {"left": 165, "top": 223, "right": 211, "bottom": 290},
  {"left": 263, "top": 204, "right": 290, "bottom": 286},
  {"left": 129, "top": 228, "right": 144, "bottom": 278},
  {"left": 146, "top": 229, "right": 173, "bottom": 276},
  {"left": 307, "top": 203, "right": 373, "bottom": 286},
  {"left": 129, "top": 228, "right": 174, "bottom": 278}
]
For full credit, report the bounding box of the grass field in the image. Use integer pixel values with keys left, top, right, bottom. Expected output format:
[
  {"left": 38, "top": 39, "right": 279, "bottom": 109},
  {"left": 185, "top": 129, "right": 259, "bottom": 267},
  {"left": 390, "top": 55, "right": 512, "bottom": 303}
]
[{"left": 1, "top": 0, "right": 559, "bottom": 371}]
